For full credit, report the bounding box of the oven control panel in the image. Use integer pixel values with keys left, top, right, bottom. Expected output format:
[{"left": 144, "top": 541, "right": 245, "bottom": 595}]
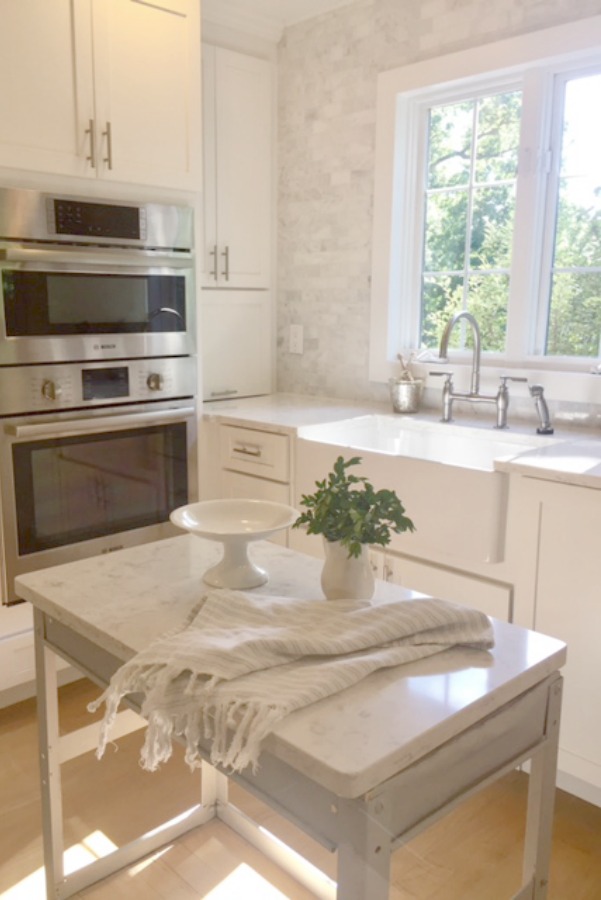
[{"left": 0, "top": 357, "right": 197, "bottom": 417}]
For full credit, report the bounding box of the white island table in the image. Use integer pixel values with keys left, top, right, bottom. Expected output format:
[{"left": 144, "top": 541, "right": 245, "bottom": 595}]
[{"left": 15, "top": 535, "right": 566, "bottom": 900}]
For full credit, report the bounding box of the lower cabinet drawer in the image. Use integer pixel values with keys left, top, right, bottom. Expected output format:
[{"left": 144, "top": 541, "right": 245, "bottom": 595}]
[{"left": 220, "top": 425, "right": 290, "bottom": 482}]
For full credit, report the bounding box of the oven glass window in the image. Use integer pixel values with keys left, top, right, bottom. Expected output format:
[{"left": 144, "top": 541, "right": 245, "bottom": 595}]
[
  {"left": 13, "top": 423, "right": 188, "bottom": 554},
  {"left": 3, "top": 271, "right": 186, "bottom": 334}
]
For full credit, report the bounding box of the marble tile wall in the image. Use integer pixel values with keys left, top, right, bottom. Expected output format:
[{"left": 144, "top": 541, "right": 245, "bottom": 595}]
[{"left": 276, "top": 0, "right": 601, "bottom": 408}]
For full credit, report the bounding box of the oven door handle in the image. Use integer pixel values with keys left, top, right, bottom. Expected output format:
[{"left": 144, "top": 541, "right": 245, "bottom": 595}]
[
  {"left": 5, "top": 406, "right": 196, "bottom": 439},
  {"left": 0, "top": 247, "right": 192, "bottom": 269}
]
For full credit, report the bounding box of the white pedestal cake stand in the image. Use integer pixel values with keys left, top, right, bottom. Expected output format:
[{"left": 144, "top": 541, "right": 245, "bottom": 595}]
[{"left": 170, "top": 498, "right": 299, "bottom": 589}]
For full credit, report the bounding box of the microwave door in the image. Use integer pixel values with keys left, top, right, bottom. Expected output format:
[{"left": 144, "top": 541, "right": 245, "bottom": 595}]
[{"left": 0, "top": 257, "right": 194, "bottom": 364}]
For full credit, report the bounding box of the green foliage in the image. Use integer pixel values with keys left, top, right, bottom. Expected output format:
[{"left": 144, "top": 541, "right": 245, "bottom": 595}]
[
  {"left": 292, "top": 456, "right": 415, "bottom": 559},
  {"left": 419, "top": 83, "right": 601, "bottom": 359}
]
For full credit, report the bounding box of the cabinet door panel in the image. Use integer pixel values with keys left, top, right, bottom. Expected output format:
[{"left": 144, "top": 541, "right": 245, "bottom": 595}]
[
  {"left": 93, "top": 0, "right": 201, "bottom": 189},
  {"left": 385, "top": 555, "right": 512, "bottom": 621},
  {"left": 202, "top": 46, "right": 272, "bottom": 287},
  {"left": 201, "top": 291, "right": 272, "bottom": 400},
  {"left": 0, "top": 0, "right": 93, "bottom": 176},
  {"left": 534, "top": 483, "right": 601, "bottom": 785}
]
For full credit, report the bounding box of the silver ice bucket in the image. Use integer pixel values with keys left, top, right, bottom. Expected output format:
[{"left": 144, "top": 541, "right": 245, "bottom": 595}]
[{"left": 389, "top": 378, "right": 423, "bottom": 414}]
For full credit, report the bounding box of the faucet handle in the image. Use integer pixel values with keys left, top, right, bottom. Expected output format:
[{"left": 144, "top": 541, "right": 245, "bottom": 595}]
[
  {"left": 429, "top": 370, "right": 453, "bottom": 382},
  {"left": 499, "top": 375, "right": 528, "bottom": 385}
]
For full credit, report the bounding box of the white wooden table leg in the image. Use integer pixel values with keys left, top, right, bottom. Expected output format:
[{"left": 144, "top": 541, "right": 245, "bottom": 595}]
[
  {"left": 336, "top": 800, "right": 392, "bottom": 900},
  {"left": 521, "top": 676, "right": 563, "bottom": 900},
  {"left": 34, "top": 609, "right": 64, "bottom": 900}
]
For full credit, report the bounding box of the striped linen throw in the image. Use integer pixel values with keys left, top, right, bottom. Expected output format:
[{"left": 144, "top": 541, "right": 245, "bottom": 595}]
[{"left": 89, "top": 590, "right": 494, "bottom": 774}]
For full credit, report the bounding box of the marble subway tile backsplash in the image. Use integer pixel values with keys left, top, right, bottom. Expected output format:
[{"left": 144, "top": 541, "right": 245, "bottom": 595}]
[{"left": 276, "top": 0, "right": 601, "bottom": 416}]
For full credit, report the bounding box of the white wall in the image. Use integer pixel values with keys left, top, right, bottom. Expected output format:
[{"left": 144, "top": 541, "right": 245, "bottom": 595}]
[{"left": 276, "top": 0, "right": 601, "bottom": 407}]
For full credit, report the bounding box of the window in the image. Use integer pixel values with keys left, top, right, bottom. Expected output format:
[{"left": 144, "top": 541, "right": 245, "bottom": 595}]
[
  {"left": 542, "top": 71, "right": 601, "bottom": 358},
  {"left": 420, "top": 88, "right": 521, "bottom": 354},
  {"left": 369, "top": 16, "right": 601, "bottom": 390}
]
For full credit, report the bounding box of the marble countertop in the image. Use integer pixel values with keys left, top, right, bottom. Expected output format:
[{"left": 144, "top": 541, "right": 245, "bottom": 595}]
[
  {"left": 16, "top": 534, "right": 566, "bottom": 798},
  {"left": 495, "top": 438, "right": 601, "bottom": 489},
  {"left": 202, "top": 392, "right": 388, "bottom": 433},
  {"left": 203, "top": 391, "right": 601, "bottom": 489}
]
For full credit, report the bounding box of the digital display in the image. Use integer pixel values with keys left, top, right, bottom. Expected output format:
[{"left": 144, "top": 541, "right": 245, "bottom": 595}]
[
  {"left": 82, "top": 367, "right": 129, "bottom": 401},
  {"left": 54, "top": 199, "right": 142, "bottom": 240}
]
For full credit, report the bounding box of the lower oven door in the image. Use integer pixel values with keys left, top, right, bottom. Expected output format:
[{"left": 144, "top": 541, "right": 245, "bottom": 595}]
[{"left": 1, "top": 400, "right": 197, "bottom": 604}]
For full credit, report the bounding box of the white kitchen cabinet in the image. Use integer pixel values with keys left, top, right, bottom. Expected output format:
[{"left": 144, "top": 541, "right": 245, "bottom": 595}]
[
  {"left": 299, "top": 539, "right": 511, "bottom": 620},
  {"left": 380, "top": 552, "right": 512, "bottom": 621},
  {"left": 0, "top": 0, "right": 201, "bottom": 190},
  {"left": 201, "top": 44, "right": 272, "bottom": 287},
  {"left": 201, "top": 290, "right": 273, "bottom": 400},
  {"left": 222, "top": 471, "right": 290, "bottom": 546},
  {"left": 216, "top": 423, "right": 293, "bottom": 545},
  {"left": 0, "top": 604, "right": 73, "bottom": 706},
  {"left": 514, "top": 477, "right": 601, "bottom": 804}
]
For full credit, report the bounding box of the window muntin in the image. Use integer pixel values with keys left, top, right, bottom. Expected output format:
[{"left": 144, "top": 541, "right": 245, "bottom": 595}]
[
  {"left": 543, "top": 71, "right": 601, "bottom": 357},
  {"left": 419, "top": 90, "right": 521, "bottom": 354}
]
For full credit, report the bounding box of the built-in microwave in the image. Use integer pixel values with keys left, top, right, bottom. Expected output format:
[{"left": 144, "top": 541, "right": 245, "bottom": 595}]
[{"left": 0, "top": 188, "right": 195, "bottom": 364}]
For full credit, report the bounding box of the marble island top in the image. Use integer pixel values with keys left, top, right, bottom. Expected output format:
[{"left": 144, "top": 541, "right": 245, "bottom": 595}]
[{"left": 16, "top": 535, "right": 566, "bottom": 798}]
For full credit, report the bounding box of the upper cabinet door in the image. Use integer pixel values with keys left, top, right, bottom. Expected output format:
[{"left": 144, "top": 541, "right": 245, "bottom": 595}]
[
  {"left": 92, "top": 0, "right": 201, "bottom": 190},
  {"left": 202, "top": 45, "right": 273, "bottom": 289},
  {"left": 0, "top": 0, "right": 94, "bottom": 177},
  {"left": 0, "top": 0, "right": 201, "bottom": 192}
]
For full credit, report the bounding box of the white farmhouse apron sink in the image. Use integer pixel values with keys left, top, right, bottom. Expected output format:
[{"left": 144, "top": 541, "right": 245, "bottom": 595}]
[{"left": 296, "top": 415, "right": 560, "bottom": 565}]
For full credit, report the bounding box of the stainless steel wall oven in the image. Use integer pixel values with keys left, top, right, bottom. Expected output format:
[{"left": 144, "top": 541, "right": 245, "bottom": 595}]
[{"left": 0, "top": 188, "right": 198, "bottom": 604}]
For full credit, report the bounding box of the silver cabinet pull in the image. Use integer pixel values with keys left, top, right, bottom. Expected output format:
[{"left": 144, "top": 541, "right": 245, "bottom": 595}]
[
  {"left": 85, "top": 118, "right": 96, "bottom": 168},
  {"left": 209, "top": 245, "right": 218, "bottom": 280},
  {"left": 102, "top": 121, "right": 113, "bottom": 170},
  {"left": 221, "top": 245, "right": 230, "bottom": 281},
  {"left": 233, "top": 442, "right": 262, "bottom": 458}
]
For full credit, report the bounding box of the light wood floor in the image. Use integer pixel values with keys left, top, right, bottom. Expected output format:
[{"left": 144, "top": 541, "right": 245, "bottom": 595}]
[{"left": 1, "top": 678, "right": 600, "bottom": 900}]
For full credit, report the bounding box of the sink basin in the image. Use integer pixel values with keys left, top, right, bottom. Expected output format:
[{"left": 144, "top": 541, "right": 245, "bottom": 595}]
[
  {"left": 296, "top": 415, "right": 560, "bottom": 565},
  {"left": 297, "top": 415, "right": 555, "bottom": 471}
]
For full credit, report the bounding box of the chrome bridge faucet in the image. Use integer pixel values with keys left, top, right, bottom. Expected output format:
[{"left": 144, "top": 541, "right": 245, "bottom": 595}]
[{"left": 429, "top": 311, "right": 526, "bottom": 428}]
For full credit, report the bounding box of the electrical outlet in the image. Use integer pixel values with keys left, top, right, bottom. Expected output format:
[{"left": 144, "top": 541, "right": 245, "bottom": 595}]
[{"left": 289, "top": 324, "right": 304, "bottom": 354}]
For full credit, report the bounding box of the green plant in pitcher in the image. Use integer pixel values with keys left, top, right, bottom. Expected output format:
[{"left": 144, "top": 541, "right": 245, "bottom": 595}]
[{"left": 293, "top": 456, "right": 415, "bottom": 559}]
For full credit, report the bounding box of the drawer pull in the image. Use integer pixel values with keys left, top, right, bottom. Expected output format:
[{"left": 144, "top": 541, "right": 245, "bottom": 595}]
[{"left": 233, "top": 443, "right": 262, "bottom": 458}]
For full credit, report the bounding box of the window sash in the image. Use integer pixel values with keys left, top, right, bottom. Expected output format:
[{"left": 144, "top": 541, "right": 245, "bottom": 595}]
[{"left": 368, "top": 15, "right": 601, "bottom": 387}]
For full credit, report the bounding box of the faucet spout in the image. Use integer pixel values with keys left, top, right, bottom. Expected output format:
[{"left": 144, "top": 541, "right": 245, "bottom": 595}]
[{"left": 439, "top": 311, "right": 481, "bottom": 395}]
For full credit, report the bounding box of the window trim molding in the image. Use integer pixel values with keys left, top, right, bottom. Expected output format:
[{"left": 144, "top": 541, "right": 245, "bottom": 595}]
[{"left": 369, "top": 15, "right": 601, "bottom": 397}]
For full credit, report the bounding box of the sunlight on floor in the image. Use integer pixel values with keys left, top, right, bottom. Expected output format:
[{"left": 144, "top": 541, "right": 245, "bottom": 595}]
[
  {"left": 1, "top": 830, "right": 118, "bottom": 899},
  {"left": 203, "top": 863, "right": 290, "bottom": 899},
  {"left": 1, "top": 832, "right": 293, "bottom": 900}
]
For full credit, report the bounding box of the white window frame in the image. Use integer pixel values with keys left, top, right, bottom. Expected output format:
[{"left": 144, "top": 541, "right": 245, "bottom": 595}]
[{"left": 369, "top": 15, "right": 601, "bottom": 404}]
